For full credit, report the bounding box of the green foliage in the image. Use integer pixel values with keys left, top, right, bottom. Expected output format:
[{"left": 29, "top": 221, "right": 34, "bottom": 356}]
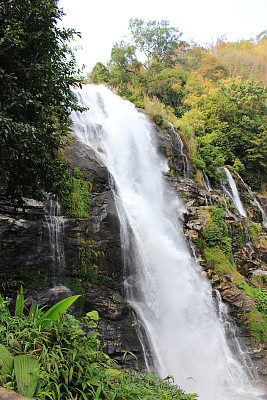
[
  {"left": 246, "top": 221, "right": 263, "bottom": 240},
  {"left": 153, "top": 114, "right": 164, "bottom": 126},
  {"left": 254, "top": 290, "right": 267, "bottom": 315},
  {"left": 236, "top": 281, "right": 267, "bottom": 316},
  {"left": 14, "top": 355, "right": 39, "bottom": 398},
  {"left": 0, "top": 291, "right": 196, "bottom": 400},
  {"left": 77, "top": 244, "right": 113, "bottom": 286},
  {"left": 143, "top": 95, "right": 179, "bottom": 128},
  {"left": 246, "top": 310, "right": 267, "bottom": 343},
  {"left": 203, "top": 222, "right": 224, "bottom": 246},
  {"left": 35, "top": 295, "right": 80, "bottom": 329},
  {"left": 89, "top": 21, "right": 266, "bottom": 191},
  {"left": 0, "top": 344, "right": 14, "bottom": 375},
  {"left": 203, "top": 247, "right": 240, "bottom": 279},
  {"left": 0, "top": 0, "right": 83, "bottom": 203},
  {"left": 129, "top": 19, "right": 184, "bottom": 67},
  {"left": 194, "top": 79, "right": 267, "bottom": 188},
  {"left": 176, "top": 109, "right": 205, "bottom": 158},
  {"left": 91, "top": 62, "right": 111, "bottom": 84},
  {"left": 234, "top": 280, "right": 267, "bottom": 342},
  {"left": 202, "top": 206, "right": 233, "bottom": 260},
  {"left": 14, "top": 286, "right": 26, "bottom": 318},
  {"left": 149, "top": 68, "right": 187, "bottom": 117},
  {"left": 61, "top": 168, "right": 92, "bottom": 218}
]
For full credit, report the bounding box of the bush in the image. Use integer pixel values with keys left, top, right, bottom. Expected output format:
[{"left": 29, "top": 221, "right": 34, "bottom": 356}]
[
  {"left": 0, "top": 291, "right": 197, "bottom": 400},
  {"left": 203, "top": 222, "right": 224, "bottom": 246}
]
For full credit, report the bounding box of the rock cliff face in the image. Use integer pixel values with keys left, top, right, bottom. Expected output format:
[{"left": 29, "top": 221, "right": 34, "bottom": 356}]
[{"left": 0, "top": 121, "right": 266, "bottom": 377}]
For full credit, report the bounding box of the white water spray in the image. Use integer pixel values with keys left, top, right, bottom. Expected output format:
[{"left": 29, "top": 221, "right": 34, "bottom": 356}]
[
  {"left": 71, "top": 85, "right": 263, "bottom": 399},
  {"left": 223, "top": 168, "right": 247, "bottom": 218}
]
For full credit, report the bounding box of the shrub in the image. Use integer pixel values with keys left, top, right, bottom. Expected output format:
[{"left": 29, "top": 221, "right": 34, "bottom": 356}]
[{"left": 0, "top": 291, "right": 197, "bottom": 400}]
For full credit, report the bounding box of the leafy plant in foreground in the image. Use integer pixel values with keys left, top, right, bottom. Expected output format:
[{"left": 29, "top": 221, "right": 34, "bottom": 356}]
[{"left": 0, "top": 289, "right": 197, "bottom": 399}]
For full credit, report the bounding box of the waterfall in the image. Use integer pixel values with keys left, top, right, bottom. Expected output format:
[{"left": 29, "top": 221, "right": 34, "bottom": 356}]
[
  {"left": 169, "top": 124, "right": 189, "bottom": 177},
  {"left": 45, "top": 198, "right": 66, "bottom": 279},
  {"left": 223, "top": 168, "right": 247, "bottom": 218},
  {"left": 202, "top": 169, "right": 212, "bottom": 192},
  {"left": 235, "top": 172, "right": 267, "bottom": 228},
  {"left": 70, "top": 84, "right": 263, "bottom": 400}
]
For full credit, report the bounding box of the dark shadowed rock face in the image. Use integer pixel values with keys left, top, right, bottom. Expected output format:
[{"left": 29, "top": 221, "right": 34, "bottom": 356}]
[{"left": 0, "top": 136, "right": 141, "bottom": 364}]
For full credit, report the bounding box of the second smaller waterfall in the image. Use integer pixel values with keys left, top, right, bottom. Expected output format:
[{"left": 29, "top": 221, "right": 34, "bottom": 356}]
[
  {"left": 223, "top": 168, "right": 247, "bottom": 217},
  {"left": 45, "top": 199, "right": 66, "bottom": 279}
]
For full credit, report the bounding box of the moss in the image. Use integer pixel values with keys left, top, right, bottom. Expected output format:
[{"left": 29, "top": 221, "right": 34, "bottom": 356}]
[
  {"left": 76, "top": 240, "right": 114, "bottom": 287},
  {"left": 195, "top": 169, "right": 204, "bottom": 186},
  {"left": 204, "top": 247, "right": 243, "bottom": 281},
  {"left": 246, "top": 220, "right": 263, "bottom": 241},
  {"left": 114, "top": 291, "right": 125, "bottom": 304},
  {"left": 245, "top": 309, "right": 267, "bottom": 342},
  {"left": 60, "top": 168, "right": 92, "bottom": 218}
]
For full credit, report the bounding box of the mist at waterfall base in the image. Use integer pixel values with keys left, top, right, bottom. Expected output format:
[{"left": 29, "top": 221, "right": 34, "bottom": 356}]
[{"left": 71, "top": 85, "right": 263, "bottom": 400}]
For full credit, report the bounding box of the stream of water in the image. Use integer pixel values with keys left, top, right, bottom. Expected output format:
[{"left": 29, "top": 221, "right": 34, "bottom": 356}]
[
  {"left": 71, "top": 84, "right": 264, "bottom": 400},
  {"left": 222, "top": 168, "right": 247, "bottom": 218},
  {"left": 45, "top": 198, "right": 66, "bottom": 279}
]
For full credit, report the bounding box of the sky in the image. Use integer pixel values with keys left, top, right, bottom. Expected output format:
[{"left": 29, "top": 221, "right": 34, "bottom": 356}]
[{"left": 58, "top": 0, "right": 267, "bottom": 72}]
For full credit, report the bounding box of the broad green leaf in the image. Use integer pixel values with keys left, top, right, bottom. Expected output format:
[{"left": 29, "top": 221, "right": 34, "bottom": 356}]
[
  {"left": 86, "top": 310, "right": 100, "bottom": 320},
  {"left": 0, "top": 343, "right": 14, "bottom": 375},
  {"left": 36, "top": 295, "right": 80, "bottom": 329},
  {"left": 14, "top": 355, "right": 39, "bottom": 398},
  {"left": 88, "top": 320, "right": 98, "bottom": 328}
]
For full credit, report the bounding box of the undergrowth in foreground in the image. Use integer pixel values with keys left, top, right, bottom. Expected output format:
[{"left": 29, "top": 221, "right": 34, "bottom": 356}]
[{"left": 0, "top": 291, "right": 197, "bottom": 400}]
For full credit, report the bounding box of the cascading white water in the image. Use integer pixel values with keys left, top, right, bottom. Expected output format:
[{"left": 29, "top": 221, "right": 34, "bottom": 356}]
[
  {"left": 45, "top": 199, "right": 66, "bottom": 278},
  {"left": 169, "top": 124, "right": 189, "bottom": 177},
  {"left": 202, "top": 169, "right": 212, "bottom": 192},
  {"left": 71, "top": 84, "right": 263, "bottom": 400},
  {"left": 223, "top": 168, "right": 247, "bottom": 218},
  {"left": 235, "top": 172, "right": 267, "bottom": 229}
]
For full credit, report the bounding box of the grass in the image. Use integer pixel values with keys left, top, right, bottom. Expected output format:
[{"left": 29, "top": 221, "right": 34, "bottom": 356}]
[{"left": 203, "top": 247, "right": 243, "bottom": 281}]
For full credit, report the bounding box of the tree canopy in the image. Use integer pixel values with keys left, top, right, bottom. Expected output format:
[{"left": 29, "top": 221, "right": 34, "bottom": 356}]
[
  {"left": 129, "top": 19, "right": 184, "bottom": 67},
  {"left": 0, "top": 0, "right": 82, "bottom": 202},
  {"left": 90, "top": 20, "right": 267, "bottom": 189}
]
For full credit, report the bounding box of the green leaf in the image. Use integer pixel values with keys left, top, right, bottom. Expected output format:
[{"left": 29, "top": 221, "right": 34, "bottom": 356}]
[
  {"left": 15, "top": 286, "right": 25, "bottom": 318},
  {"left": 36, "top": 295, "right": 80, "bottom": 329},
  {"left": 105, "top": 368, "right": 122, "bottom": 376},
  {"left": 86, "top": 310, "right": 100, "bottom": 320},
  {"left": 14, "top": 355, "right": 39, "bottom": 397},
  {"left": 0, "top": 343, "right": 14, "bottom": 375},
  {"left": 28, "top": 302, "right": 39, "bottom": 321}
]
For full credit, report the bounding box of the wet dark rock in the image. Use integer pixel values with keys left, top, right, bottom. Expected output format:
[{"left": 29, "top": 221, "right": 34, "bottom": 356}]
[{"left": 84, "top": 287, "right": 128, "bottom": 321}]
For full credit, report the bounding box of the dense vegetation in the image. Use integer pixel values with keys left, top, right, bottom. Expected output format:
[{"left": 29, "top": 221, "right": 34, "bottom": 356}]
[
  {"left": 0, "top": 291, "right": 196, "bottom": 399},
  {"left": 0, "top": 0, "right": 83, "bottom": 203},
  {"left": 0, "top": 3, "right": 266, "bottom": 397},
  {"left": 90, "top": 21, "right": 267, "bottom": 190}
]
